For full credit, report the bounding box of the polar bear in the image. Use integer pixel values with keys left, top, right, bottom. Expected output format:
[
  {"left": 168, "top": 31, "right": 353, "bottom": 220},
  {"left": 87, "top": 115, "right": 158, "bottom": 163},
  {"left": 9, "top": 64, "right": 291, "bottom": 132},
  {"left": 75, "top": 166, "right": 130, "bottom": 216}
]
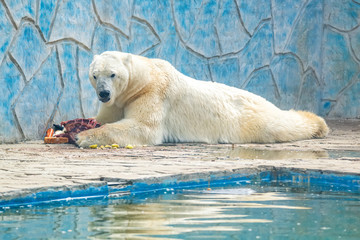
[{"left": 76, "top": 51, "right": 329, "bottom": 147}]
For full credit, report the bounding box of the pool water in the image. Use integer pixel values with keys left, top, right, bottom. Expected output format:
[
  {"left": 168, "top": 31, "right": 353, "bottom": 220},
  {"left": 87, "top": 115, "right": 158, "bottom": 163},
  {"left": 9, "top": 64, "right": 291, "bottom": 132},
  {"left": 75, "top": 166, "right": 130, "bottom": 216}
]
[{"left": 1, "top": 182, "right": 360, "bottom": 239}]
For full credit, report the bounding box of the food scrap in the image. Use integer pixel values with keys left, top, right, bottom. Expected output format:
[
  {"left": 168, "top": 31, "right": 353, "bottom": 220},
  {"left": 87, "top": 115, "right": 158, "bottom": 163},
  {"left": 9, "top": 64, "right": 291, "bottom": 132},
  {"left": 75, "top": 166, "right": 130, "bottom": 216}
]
[
  {"left": 44, "top": 136, "right": 69, "bottom": 144},
  {"left": 111, "top": 144, "right": 119, "bottom": 149},
  {"left": 44, "top": 127, "right": 68, "bottom": 144},
  {"left": 46, "top": 128, "right": 54, "bottom": 137},
  {"left": 44, "top": 118, "right": 101, "bottom": 145},
  {"left": 86, "top": 143, "right": 130, "bottom": 150},
  {"left": 125, "top": 144, "right": 134, "bottom": 149}
]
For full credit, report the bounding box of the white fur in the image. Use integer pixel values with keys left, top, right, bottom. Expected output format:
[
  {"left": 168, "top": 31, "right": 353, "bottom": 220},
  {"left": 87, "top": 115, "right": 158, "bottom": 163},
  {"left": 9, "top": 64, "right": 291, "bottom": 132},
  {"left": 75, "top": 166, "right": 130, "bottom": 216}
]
[{"left": 76, "top": 51, "right": 329, "bottom": 147}]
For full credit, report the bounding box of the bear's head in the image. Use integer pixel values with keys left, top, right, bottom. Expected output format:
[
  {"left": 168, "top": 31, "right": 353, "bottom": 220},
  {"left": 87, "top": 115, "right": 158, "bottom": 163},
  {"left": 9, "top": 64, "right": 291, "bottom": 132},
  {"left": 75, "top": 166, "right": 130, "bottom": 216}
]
[{"left": 89, "top": 51, "right": 132, "bottom": 106}]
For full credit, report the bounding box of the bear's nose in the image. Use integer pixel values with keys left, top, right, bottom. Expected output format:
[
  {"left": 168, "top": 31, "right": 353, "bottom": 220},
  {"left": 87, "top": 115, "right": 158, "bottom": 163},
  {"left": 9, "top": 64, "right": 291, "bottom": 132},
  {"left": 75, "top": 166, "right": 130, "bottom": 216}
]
[
  {"left": 99, "top": 90, "right": 110, "bottom": 102},
  {"left": 99, "top": 90, "right": 110, "bottom": 99}
]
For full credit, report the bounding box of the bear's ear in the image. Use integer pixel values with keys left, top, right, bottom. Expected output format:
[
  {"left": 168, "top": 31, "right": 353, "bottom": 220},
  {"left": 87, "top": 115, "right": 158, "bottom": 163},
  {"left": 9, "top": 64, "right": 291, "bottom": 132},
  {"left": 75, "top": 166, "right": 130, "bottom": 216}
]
[{"left": 93, "top": 54, "right": 100, "bottom": 61}]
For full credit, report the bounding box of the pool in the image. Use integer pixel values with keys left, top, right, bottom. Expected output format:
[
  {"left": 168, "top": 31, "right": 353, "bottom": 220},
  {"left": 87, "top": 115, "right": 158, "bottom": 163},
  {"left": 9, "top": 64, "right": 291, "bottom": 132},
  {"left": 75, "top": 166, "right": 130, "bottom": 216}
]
[{"left": 1, "top": 170, "right": 360, "bottom": 239}]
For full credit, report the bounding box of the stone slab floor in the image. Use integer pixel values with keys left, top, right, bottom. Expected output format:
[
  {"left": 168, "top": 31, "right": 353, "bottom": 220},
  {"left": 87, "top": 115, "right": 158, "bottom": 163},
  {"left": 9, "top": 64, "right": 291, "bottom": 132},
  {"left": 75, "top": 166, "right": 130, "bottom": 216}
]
[{"left": 0, "top": 119, "right": 359, "bottom": 201}]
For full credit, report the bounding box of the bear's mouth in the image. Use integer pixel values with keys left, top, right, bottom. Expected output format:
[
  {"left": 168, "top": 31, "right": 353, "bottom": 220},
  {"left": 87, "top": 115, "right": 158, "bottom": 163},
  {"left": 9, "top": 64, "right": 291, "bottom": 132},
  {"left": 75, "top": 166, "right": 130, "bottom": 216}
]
[{"left": 99, "top": 97, "right": 110, "bottom": 103}]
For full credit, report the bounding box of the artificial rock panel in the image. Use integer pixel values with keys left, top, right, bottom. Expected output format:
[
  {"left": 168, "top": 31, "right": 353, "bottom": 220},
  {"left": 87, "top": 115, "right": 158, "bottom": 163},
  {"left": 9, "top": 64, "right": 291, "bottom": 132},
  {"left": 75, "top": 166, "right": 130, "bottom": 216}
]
[{"left": 0, "top": 0, "right": 359, "bottom": 143}]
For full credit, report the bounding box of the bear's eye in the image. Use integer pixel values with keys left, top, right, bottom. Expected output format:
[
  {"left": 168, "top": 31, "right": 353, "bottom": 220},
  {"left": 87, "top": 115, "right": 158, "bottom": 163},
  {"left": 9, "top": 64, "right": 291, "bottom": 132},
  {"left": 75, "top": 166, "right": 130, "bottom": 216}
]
[
  {"left": 111, "top": 73, "right": 115, "bottom": 78},
  {"left": 93, "top": 75, "right": 97, "bottom": 79}
]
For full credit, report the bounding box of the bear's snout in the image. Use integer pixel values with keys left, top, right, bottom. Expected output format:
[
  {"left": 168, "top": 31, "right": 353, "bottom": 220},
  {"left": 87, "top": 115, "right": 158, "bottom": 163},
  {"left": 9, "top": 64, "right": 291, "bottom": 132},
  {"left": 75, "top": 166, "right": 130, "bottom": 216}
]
[{"left": 99, "top": 90, "right": 111, "bottom": 103}]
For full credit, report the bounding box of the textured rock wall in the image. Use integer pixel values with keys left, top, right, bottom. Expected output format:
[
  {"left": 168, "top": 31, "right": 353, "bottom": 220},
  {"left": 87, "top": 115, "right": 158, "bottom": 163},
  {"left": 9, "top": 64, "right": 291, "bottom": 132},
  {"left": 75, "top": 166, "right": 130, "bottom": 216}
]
[{"left": 0, "top": 0, "right": 359, "bottom": 143}]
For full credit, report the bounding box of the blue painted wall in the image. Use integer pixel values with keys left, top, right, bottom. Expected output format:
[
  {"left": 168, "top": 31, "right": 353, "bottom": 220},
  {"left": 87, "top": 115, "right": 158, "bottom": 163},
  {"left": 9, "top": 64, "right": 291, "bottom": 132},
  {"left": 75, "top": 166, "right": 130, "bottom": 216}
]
[{"left": 0, "top": 0, "right": 359, "bottom": 143}]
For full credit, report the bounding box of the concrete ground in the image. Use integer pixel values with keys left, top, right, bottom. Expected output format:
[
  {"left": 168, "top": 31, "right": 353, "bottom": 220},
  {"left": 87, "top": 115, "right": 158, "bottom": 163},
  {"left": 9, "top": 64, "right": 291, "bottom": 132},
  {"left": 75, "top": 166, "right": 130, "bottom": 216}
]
[{"left": 0, "top": 119, "right": 359, "bottom": 202}]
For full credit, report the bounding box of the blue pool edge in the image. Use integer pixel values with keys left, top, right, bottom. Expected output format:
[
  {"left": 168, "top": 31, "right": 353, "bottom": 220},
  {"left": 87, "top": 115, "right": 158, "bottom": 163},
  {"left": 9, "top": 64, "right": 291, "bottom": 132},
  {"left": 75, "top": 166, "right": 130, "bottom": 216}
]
[{"left": 1, "top": 167, "right": 360, "bottom": 208}]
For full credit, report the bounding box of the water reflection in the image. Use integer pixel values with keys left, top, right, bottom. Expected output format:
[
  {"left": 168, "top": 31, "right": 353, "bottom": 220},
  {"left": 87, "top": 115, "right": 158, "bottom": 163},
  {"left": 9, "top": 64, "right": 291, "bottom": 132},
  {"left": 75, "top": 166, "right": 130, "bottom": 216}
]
[{"left": 87, "top": 189, "right": 309, "bottom": 239}]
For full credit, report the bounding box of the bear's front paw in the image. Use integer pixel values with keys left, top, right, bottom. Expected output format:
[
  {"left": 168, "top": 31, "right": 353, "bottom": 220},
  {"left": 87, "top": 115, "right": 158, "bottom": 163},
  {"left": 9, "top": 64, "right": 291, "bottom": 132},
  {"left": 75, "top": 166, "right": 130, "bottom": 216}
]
[
  {"left": 76, "top": 130, "right": 94, "bottom": 148},
  {"left": 76, "top": 128, "right": 109, "bottom": 148}
]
